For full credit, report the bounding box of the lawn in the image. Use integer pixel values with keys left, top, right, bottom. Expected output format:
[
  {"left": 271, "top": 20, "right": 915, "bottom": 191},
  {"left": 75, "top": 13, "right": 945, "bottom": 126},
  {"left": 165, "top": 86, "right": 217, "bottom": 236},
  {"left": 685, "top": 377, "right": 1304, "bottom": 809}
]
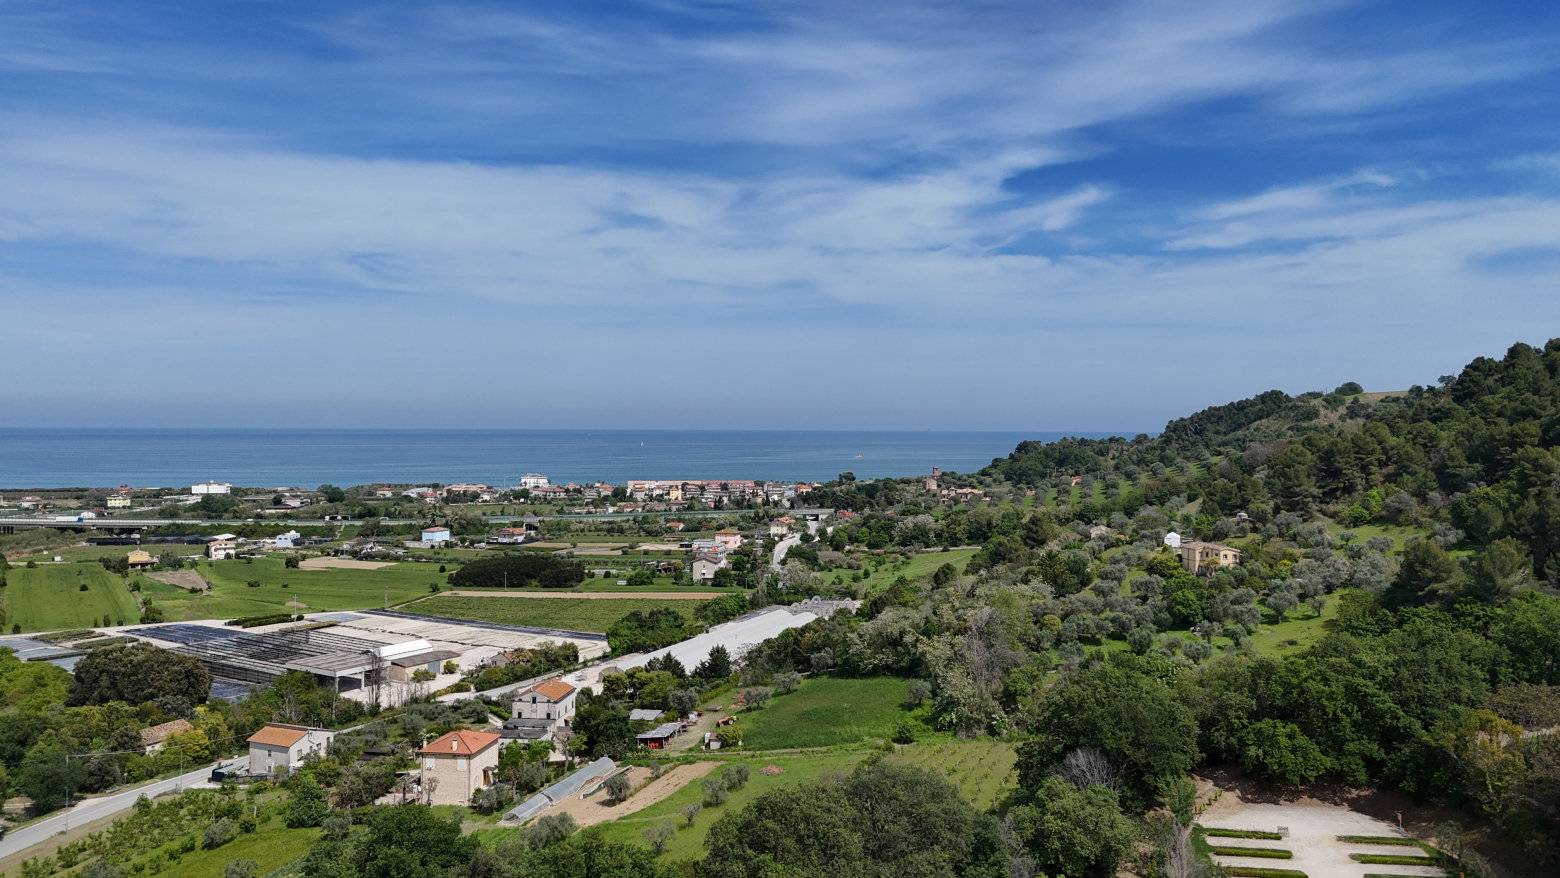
[
  {"left": 593, "top": 750, "right": 869, "bottom": 861},
  {"left": 855, "top": 548, "right": 978, "bottom": 594},
  {"left": 886, "top": 736, "right": 1018, "bottom": 810},
  {"left": 4, "top": 565, "right": 141, "bottom": 632},
  {"left": 728, "top": 676, "right": 917, "bottom": 751},
  {"left": 411, "top": 594, "right": 700, "bottom": 633}
]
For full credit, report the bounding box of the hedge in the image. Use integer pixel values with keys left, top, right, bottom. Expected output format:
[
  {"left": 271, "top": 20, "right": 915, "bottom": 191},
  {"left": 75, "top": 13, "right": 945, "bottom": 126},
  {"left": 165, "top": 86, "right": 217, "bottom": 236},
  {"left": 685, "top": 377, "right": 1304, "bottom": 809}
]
[
  {"left": 1225, "top": 868, "right": 1307, "bottom": 878},
  {"left": 1211, "top": 846, "right": 1293, "bottom": 859},
  {"left": 1336, "top": 835, "right": 1420, "bottom": 846},
  {"left": 1350, "top": 853, "right": 1440, "bottom": 866},
  {"left": 1204, "top": 828, "right": 1284, "bottom": 840}
]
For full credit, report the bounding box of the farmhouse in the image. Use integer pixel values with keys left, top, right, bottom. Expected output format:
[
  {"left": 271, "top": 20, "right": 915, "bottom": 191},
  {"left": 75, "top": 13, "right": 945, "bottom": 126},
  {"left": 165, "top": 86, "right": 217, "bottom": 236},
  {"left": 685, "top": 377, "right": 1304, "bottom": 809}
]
[
  {"left": 512, "top": 678, "right": 577, "bottom": 723},
  {"left": 138, "top": 718, "right": 193, "bottom": 755},
  {"left": 713, "top": 529, "right": 742, "bottom": 552},
  {"left": 247, "top": 723, "right": 335, "bottom": 777},
  {"left": 106, "top": 492, "right": 132, "bottom": 509},
  {"left": 127, "top": 550, "right": 156, "bottom": 570},
  {"left": 207, "top": 538, "right": 238, "bottom": 561},
  {"left": 421, "top": 525, "right": 452, "bottom": 545},
  {"left": 769, "top": 516, "right": 794, "bottom": 538},
  {"left": 1177, "top": 540, "right": 1242, "bottom": 575},
  {"left": 419, "top": 729, "right": 502, "bottom": 806}
]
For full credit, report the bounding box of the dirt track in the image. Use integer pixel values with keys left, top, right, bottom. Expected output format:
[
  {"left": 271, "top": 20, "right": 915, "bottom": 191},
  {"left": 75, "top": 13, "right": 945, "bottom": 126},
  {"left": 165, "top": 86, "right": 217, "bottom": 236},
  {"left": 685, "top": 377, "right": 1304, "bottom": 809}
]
[
  {"left": 442, "top": 590, "right": 722, "bottom": 599},
  {"left": 535, "top": 762, "right": 719, "bottom": 828}
]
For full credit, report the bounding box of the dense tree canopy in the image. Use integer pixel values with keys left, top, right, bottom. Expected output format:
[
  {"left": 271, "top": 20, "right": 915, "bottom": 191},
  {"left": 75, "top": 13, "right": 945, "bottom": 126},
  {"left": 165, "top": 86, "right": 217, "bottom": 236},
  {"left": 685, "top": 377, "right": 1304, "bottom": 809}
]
[{"left": 67, "top": 643, "right": 210, "bottom": 708}]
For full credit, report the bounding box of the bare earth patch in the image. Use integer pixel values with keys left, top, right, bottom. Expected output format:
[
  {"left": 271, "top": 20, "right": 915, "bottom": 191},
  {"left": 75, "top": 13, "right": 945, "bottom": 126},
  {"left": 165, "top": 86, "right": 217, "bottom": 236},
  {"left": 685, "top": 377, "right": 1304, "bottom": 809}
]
[
  {"left": 536, "top": 762, "right": 719, "bottom": 828},
  {"left": 298, "top": 557, "right": 394, "bottom": 570},
  {"left": 145, "top": 570, "right": 211, "bottom": 592}
]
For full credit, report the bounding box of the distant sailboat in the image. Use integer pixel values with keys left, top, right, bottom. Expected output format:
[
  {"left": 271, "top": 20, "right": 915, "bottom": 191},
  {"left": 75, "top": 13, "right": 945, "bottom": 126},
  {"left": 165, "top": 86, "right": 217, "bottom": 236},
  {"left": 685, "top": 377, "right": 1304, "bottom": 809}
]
[{"left": 854, "top": 454, "right": 863, "bottom": 458}]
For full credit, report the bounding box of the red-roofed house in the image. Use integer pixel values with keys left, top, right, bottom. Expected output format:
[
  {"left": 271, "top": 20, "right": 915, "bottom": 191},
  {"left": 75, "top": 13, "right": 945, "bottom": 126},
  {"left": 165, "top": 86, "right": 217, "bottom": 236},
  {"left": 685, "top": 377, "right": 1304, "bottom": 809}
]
[
  {"left": 419, "top": 729, "right": 503, "bottom": 805},
  {"left": 247, "top": 723, "right": 335, "bottom": 777},
  {"left": 512, "top": 678, "right": 577, "bottom": 723}
]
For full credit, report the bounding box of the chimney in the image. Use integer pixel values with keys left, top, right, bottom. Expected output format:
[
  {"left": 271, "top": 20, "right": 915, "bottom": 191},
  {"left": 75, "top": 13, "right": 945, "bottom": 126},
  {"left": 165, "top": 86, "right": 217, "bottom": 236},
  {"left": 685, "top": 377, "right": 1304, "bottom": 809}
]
[{"left": 450, "top": 737, "right": 458, "bottom": 751}]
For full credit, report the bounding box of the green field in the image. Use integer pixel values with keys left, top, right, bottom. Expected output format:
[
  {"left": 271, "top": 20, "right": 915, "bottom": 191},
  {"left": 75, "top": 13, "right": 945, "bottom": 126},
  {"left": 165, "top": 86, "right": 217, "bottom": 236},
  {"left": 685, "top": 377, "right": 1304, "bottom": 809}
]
[
  {"left": 593, "top": 750, "right": 869, "bottom": 860},
  {"left": 4, "top": 565, "right": 141, "bottom": 632},
  {"left": 856, "top": 548, "right": 978, "bottom": 593},
  {"left": 155, "top": 819, "right": 318, "bottom": 878},
  {"left": 729, "top": 676, "right": 918, "bottom": 750},
  {"left": 886, "top": 737, "right": 1018, "bottom": 810},
  {"left": 128, "top": 557, "right": 449, "bottom": 621},
  {"left": 411, "top": 594, "right": 700, "bottom": 633}
]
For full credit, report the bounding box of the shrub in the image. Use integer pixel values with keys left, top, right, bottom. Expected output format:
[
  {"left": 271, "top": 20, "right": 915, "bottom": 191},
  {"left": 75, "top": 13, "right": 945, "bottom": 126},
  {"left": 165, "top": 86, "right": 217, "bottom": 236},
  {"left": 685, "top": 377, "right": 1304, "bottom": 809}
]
[
  {"left": 603, "top": 772, "right": 632, "bottom": 804},
  {"left": 721, "top": 763, "right": 750, "bottom": 790},
  {"left": 642, "top": 820, "right": 676, "bottom": 855},
  {"left": 1224, "top": 869, "right": 1306, "bottom": 878},
  {"left": 702, "top": 775, "right": 729, "bottom": 807},
  {"left": 771, "top": 671, "right": 802, "bottom": 694},
  {"left": 1335, "top": 835, "right": 1419, "bottom": 845},
  {"left": 892, "top": 719, "right": 916, "bottom": 744},
  {"left": 522, "top": 813, "right": 577, "bottom": 849},
  {"left": 203, "top": 818, "right": 236, "bottom": 850},
  {"left": 223, "top": 860, "right": 259, "bottom": 878}
]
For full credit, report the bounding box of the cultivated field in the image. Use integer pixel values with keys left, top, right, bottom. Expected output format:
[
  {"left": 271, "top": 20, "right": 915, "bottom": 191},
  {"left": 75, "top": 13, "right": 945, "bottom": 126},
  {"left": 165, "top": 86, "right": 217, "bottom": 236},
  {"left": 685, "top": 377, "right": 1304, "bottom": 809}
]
[
  {"left": 3, "top": 565, "right": 141, "bottom": 632},
  {"left": 886, "top": 737, "right": 1018, "bottom": 810},
  {"left": 411, "top": 594, "right": 699, "bottom": 633},
  {"left": 727, "top": 676, "right": 918, "bottom": 750}
]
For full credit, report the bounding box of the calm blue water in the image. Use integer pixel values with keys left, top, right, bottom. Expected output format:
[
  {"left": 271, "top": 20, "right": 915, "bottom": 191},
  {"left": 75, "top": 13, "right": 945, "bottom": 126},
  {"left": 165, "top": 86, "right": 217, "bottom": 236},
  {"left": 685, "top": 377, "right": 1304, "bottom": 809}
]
[{"left": 0, "top": 429, "right": 1126, "bottom": 489}]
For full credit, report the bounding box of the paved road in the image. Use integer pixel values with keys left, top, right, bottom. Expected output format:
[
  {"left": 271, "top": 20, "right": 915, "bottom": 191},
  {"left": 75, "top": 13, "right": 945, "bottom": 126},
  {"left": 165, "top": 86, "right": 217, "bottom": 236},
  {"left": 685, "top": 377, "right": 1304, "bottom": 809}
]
[
  {"left": 770, "top": 534, "right": 801, "bottom": 570},
  {"left": 0, "top": 762, "right": 221, "bottom": 860}
]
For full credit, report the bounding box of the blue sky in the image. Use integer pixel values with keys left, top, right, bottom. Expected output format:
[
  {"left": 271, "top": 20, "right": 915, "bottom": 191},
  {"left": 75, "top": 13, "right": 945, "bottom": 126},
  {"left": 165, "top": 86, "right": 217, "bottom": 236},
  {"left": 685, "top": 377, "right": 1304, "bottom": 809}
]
[{"left": 4, "top": 0, "right": 1560, "bottom": 430}]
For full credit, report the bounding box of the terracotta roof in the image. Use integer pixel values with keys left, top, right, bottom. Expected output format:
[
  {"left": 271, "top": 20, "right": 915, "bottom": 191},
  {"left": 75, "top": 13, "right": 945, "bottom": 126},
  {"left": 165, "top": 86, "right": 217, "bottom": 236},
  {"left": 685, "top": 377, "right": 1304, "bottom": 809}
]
[
  {"left": 419, "top": 729, "right": 501, "bottom": 757},
  {"left": 248, "top": 723, "right": 310, "bottom": 747},
  {"left": 139, "top": 718, "right": 193, "bottom": 747},
  {"left": 517, "top": 678, "right": 576, "bottom": 703}
]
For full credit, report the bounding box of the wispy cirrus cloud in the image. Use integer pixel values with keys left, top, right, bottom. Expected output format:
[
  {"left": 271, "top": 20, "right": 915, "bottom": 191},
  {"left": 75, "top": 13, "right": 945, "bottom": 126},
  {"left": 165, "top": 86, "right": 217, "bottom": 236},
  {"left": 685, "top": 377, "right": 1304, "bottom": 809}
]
[{"left": 2, "top": 0, "right": 1560, "bottom": 427}]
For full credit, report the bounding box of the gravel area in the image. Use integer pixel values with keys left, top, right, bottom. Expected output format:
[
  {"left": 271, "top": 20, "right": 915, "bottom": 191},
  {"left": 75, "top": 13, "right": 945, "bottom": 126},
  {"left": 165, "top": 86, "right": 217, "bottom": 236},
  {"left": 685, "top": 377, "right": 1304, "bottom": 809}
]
[{"left": 1200, "top": 798, "right": 1444, "bottom": 878}]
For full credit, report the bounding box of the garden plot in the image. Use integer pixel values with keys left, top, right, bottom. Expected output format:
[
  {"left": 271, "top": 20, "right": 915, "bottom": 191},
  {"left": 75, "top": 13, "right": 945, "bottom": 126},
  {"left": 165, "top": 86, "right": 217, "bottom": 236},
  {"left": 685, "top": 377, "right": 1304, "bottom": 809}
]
[{"left": 1199, "top": 799, "right": 1446, "bottom": 878}]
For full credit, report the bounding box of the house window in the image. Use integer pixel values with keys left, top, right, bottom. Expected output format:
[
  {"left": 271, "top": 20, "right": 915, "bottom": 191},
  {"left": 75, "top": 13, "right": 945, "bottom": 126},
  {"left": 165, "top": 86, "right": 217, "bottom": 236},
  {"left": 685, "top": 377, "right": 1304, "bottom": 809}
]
[
  {"left": 425, "top": 759, "right": 434, "bottom": 770},
  {"left": 457, "top": 757, "right": 467, "bottom": 770}
]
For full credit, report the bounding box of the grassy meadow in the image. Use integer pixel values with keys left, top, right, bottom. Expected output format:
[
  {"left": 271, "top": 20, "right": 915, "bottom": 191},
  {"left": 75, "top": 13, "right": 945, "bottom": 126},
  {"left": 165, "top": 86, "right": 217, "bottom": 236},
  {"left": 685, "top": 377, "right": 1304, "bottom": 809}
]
[
  {"left": 726, "top": 676, "right": 918, "bottom": 750},
  {"left": 4, "top": 565, "right": 141, "bottom": 632},
  {"left": 592, "top": 750, "right": 869, "bottom": 861}
]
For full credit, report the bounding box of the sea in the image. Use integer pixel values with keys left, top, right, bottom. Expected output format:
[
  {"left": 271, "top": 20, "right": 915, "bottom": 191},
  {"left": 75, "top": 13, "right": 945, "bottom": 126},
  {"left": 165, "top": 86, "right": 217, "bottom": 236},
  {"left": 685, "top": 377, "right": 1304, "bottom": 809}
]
[{"left": 0, "top": 428, "right": 1128, "bottom": 490}]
